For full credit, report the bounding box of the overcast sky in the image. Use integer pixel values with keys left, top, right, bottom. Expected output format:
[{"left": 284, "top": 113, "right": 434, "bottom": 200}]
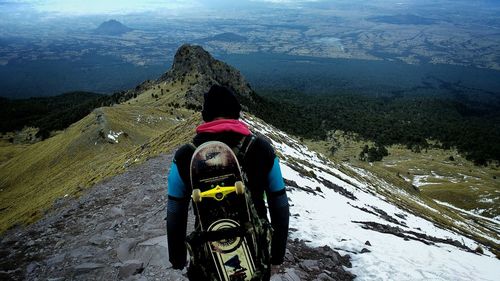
[
  {"left": 1, "top": 0, "right": 497, "bottom": 27},
  {"left": 0, "top": 0, "right": 327, "bottom": 16}
]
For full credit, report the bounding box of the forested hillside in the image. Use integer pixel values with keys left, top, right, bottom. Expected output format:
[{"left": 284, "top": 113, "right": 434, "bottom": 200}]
[
  {"left": 0, "top": 88, "right": 146, "bottom": 139},
  {"left": 3, "top": 84, "right": 499, "bottom": 166},
  {"left": 248, "top": 90, "right": 500, "bottom": 165}
]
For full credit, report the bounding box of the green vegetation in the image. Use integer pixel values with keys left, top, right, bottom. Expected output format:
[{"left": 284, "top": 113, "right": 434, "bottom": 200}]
[
  {"left": 305, "top": 133, "right": 499, "bottom": 217},
  {"left": 0, "top": 139, "right": 28, "bottom": 165},
  {"left": 0, "top": 78, "right": 197, "bottom": 233},
  {"left": 359, "top": 144, "right": 388, "bottom": 162},
  {"left": 248, "top": 90, "right": 500, "bottom": 165},
  {"left": 0, "top": 87, "right": 151, "bottom": 140},
  {"left": 1, "top": 92, "right": 101, "bottom": 135},
  {"left": 1, "top": 91, "right": 120, "bottom": 139}
]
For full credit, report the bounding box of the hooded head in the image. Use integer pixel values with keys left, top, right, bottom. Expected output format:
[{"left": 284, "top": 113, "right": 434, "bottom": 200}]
[{"left": 201, "top": 85, "right": 241, "bottom": 122}]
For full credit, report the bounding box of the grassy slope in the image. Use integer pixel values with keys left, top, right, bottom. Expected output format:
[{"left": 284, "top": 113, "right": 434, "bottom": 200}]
[
  {"left": 306, "top": 131, "right": 500, "bottom": 216},
  {"left": 305, "top": 133, "right": 499, "bottom": 253},
  {"left": 0, "top": 140, "right": 29, "bottom": 166},
  {"left": 0, "top": 78, "right": 198, "bottom": 233}
]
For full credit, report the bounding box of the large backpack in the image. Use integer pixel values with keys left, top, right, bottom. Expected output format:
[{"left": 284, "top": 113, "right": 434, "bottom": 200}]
[{"left": 185, "top": 135, "right": 272, "bottom": 281}]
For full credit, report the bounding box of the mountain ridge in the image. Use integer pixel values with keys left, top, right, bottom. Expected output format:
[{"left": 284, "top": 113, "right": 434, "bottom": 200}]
[
  {"left": 158, "top": 44, "right": 255, "bottom": 107},
  {"left": 0, "top": 44, "right": 257, "bottom": 233},
  {"left": 0, "top": 44, "right": 499, "bottom": 280},
  {"left": 1, "top": 112, "right": 498, "bottom": 280}
]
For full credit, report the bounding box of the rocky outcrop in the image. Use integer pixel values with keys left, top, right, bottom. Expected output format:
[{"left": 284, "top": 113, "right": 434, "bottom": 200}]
[
  {"left": 271, "top": 239, "right": 355, "bottom": 281},
  {"left": 352, "top": 221, "right": 474, "bottom": 252},
  {"left": 159, "top": 44, "right": 255, "bottom": 107}
]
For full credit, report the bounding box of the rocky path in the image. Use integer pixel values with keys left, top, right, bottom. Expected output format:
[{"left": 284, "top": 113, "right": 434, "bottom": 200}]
[{"left": 0, "top": 153, "right": 353, "bottom": 281}]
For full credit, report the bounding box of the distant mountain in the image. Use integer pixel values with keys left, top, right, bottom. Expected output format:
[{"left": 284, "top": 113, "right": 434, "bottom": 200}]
[
  {"left": 94, "top": 19, "right": 133, "bottom": 35},
  {"left": 199, "top": 32, "right": 247, "bottom": 42}
]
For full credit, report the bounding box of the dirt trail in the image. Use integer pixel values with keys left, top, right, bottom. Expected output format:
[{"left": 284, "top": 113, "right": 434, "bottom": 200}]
[
  {"left": 1, "top": 154, "right": 187, "bottom": 280},
  {"left": 0, "top": 153, "right": 353, "bottom": 281}
]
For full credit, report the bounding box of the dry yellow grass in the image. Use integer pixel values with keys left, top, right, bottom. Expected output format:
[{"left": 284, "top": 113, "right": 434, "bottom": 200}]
[
  {"left": 306, "top": 131, "right": 499, "bottom": 216},
  {"left": 0, "top": 77, "right": 200, "bottom": 233}
]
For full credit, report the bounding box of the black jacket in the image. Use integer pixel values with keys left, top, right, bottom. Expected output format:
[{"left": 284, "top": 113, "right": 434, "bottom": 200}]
[{"left": 166, "top": 131, "right": 289, "bottom": 269}]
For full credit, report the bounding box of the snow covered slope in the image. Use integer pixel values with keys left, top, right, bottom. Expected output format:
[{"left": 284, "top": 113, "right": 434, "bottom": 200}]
[{"left": 243, "top": 115, "right": 500, "bottom": 281}]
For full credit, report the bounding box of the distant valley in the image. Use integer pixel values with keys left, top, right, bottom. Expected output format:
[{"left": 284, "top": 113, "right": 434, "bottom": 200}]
[{"left": 1, "top": 0, "right": 500, "bottom": 98}]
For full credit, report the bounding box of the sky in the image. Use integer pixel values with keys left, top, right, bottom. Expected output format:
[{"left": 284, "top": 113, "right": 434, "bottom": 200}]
[
  {"left": 0, "top": 0, "right": 327, "bottom": 16},
  {"left": 3, "top": 0, "right": 498, "bottom": 22}
]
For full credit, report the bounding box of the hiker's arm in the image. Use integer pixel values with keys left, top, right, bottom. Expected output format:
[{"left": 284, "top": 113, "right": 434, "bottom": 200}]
[
  {"left": 266, "top": 157, "right": 290, "bottom": 265},
  {"left": 166, "top": 161, "right": 189, "bottom": 269}
]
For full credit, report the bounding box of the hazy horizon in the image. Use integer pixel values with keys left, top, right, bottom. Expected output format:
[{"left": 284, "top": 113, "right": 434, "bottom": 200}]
[{"left": 1, "top": 0, "right": 499, "bottom": 98}]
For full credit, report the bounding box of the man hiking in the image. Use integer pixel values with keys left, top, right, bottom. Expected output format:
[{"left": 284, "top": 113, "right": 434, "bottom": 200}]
[{"left": 166, "top": 85, "right": 289, "bottom": 280}]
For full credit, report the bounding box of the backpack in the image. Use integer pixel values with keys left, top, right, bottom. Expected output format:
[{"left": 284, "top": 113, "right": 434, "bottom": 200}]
[{"left": 185, "top": 135, "right": 272, "bottom": 281}]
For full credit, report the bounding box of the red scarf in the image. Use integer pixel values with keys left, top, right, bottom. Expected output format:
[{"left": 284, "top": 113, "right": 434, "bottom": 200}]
[{"left": 196, "top": 119, "right": 251, "bottom": 136}]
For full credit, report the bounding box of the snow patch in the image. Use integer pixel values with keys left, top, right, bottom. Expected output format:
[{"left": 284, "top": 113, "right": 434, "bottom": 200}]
[
  {"left": 412, "top": 175, "right": 440, "bottom": 187},
  {"left": 107, "top": 130, "right": 123, "bottom": 143},
  {"left": 434, "top": 200, "right": 500, "bottom": 232},
  {"left": 242, "top": 115, "right": 500, "bottom": 281},
  {"left": 135, "top": 114, "right": 171, "bottom": 124},
  {"left": 478, "top": 197, "right": 495, "bottom": 204}
]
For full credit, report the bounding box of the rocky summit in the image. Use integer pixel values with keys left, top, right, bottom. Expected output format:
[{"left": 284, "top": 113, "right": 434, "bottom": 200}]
[{"left": 159, "top": 44, "right": 254, "bottom": 106}]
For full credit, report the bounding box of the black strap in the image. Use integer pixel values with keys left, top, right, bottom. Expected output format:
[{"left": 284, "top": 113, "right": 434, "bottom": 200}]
[
  {"left": 233, "top": 135, "right": 256, "bottom": 164},
  {"left": 187, "top": 143, "right": 197, "bottom": 151}
]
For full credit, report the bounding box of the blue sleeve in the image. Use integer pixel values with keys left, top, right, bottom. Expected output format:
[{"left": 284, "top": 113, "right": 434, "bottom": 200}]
[
  {"left": 266, "top": 157, "right": 289, "bottom": 265},
  {"left": 167, "top": 161, "right": 189, "bottom": 269},
  {"left": 167, "top": 162, "right": 187, "bottom": 198},
  {"left": 268, "top": 157, "right": 285, "bottom": 193}
]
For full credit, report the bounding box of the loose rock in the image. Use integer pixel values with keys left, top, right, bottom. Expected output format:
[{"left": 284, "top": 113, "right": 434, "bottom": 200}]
[{"left": 118, "top": 260, "right": 144, "bottom": 279}]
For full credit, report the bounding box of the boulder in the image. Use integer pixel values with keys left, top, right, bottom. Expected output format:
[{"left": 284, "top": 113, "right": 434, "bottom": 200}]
[{"left": 118, "top": 260, "right": 144, "bottom": 279}]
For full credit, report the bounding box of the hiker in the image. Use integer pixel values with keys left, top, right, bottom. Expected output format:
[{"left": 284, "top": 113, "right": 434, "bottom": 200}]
[{"left": 166, "top": 85, "right": 289, "bottom": 280}]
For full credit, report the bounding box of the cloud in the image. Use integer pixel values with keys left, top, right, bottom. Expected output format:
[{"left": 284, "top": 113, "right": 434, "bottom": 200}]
[{"left": 0, "top": 0, "right": 326, "bottom": 19}]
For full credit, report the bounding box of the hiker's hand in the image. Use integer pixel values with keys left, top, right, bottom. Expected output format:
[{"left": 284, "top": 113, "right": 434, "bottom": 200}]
[{"left": 271, "top": 265, "right": 280, "bottom": 275}]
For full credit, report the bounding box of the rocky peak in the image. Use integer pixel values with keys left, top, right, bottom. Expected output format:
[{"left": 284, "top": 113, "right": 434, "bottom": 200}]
[
  {"left": 169, "top": 44, "right": 213, "bottom": 76},
  {"left": 159, "top": 44, "right": 254, "bottom": 107}
]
